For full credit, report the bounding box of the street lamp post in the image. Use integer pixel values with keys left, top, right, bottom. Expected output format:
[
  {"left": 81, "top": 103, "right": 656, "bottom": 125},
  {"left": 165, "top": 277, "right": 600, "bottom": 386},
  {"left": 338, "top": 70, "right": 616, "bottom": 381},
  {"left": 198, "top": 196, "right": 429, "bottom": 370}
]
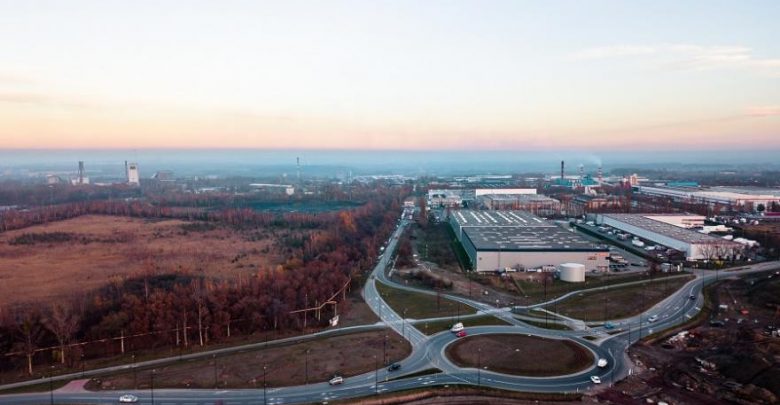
[
  {"left": 477, "top": 348, "right": 481, "bottom": 387},
  {"left": 383, "top": 334, "right": 388, "bottom": 365},
  {"left": 150, "top": 369, "right": 156, "bottom": 405},
  {"left": 263, "top": 365, "right": 267, "bottom": 405},
  {"left": 305, "top": 348, "right": 310, "bottom": 384},
  {"left": 132, "top": 354, "right": 137, "bottom": 389},
  {"left": 49, "top": 366, "right": 54, "bottom": 405},
  {"left": 374, "top": 355, "right": 378, "bottom": 395},
  {"left": 213, "top": 354, "right": 218, "bottom": 388},
  {"left": 402, "top": 308, "right": 408, "bottom": 337}
]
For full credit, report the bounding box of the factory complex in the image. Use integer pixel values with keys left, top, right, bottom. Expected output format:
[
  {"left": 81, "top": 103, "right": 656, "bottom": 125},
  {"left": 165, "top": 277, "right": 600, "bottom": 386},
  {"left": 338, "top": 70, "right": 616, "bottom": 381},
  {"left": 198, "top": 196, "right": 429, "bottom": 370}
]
[
  {"left": 636, "top": 185, "right": 780, "bottom": 211},
  {"left": 449, "top": 210, "right": 609, "bottom": 273},
  {"left": 595, "top": 213, "right": 744, "bottom": 261}
]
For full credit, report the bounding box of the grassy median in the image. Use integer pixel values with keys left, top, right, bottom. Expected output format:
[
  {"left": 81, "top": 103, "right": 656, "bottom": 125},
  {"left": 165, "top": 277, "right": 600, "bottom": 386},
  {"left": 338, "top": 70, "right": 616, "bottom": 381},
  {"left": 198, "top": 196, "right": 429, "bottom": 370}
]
[{"left": 376, "top": 282, "right": 477, "bottom": 319}]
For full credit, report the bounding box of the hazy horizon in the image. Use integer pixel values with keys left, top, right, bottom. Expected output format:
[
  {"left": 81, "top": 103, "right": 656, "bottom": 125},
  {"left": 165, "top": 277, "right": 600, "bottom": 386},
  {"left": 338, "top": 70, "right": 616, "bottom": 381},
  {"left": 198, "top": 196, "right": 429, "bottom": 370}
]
[{"left": 3, "top": 148, "right": 780, "bottom": 178}]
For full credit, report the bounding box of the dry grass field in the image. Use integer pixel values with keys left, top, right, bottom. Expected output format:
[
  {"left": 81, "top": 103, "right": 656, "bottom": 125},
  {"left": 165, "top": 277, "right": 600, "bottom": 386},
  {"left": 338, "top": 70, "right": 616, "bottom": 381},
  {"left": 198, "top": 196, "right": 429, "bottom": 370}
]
[
  {"left": 446, "top": 334, "right": 593, "bottom": 377},
  {"left": 87, "top": 329, "right": 410, "bottom": 389},
  {"left": 0, "top": 215, "right": 283, "bottom": 306}
]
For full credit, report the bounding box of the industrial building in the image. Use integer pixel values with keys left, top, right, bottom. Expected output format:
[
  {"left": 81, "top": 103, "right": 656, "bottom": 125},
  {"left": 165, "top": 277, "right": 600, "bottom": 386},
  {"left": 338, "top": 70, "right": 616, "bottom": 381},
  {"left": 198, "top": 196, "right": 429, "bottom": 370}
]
[
  {"left": 428, "top": 189, "right": 465, "bottom": 208},
  {"left": 125, "top": 162, "right": 140, "bottom": 186},
  {"left": 478, "top": 194, "right": 561, "bottom": 216},
  {"left": 595, "top": 213, "right": 744, "bottom": 261},
  {"left": 635, "top": 185, "right": 780, "bottom": 212},
  {"left": 449, "top": 210, "right": 609, "bottom": 272}
]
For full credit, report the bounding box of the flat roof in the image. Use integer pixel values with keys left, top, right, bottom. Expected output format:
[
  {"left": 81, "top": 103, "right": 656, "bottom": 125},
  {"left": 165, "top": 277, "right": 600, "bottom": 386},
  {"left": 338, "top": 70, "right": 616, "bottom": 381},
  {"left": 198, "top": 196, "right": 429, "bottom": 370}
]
[
  {"left": 451, "top": 210, "right": 549, "bottom": 227},
  {"left": 463, "top": 226, "right": 607, "bottom": 252},
  {"left": 479, "top": 194, "right": 559, "bottom": 202},
  {"left": 601, "top": 214, "right": 741, "bottom": 245}
]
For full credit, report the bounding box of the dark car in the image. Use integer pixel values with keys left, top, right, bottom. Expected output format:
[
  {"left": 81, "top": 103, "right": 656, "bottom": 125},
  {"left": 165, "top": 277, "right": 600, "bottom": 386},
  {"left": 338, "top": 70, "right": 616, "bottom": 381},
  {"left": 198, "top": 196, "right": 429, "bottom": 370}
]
[{"left": 387, "top": 363, "right": 401, "bottom": 372}]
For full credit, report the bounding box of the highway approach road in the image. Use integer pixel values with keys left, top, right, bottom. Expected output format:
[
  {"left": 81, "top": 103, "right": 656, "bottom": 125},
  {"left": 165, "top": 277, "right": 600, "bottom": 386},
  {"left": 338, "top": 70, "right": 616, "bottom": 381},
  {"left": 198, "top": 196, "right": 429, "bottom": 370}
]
[{"left": 1, "top": 218, "right": 778, "bottom": 405}]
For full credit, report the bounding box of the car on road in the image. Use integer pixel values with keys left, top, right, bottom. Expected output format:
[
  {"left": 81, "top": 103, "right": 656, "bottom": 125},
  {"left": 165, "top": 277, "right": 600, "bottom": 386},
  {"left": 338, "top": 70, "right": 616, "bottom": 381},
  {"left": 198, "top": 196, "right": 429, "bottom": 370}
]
[
  {"left": 590, "top": 375, "right": 602, "bottom": 384},
  {"left": 387, "top": 363, "right": 401, "bottom": 372},
  {"left": 329, "top": 376, "right": 344, "bottom": 385},
  {"left": 647, "top": 314, "right": 659, "bottom": 322},
  {"left": 119, "top": 394, "right": 139, "bottom": 403},
  {"left": 689, "top": 294, "right": 696, "bottom": 300},
  {"left": 456, "top": 330, "right": 467, "bottom": 338},
  {"left": 597, "top": 358, "right": 608, "bottom": 368},
  {"left": 450, "top": 322, "right": 464, "bottom": 333},
  {"left": 604, "top": 321, "right": 616, "bottom": 330}
]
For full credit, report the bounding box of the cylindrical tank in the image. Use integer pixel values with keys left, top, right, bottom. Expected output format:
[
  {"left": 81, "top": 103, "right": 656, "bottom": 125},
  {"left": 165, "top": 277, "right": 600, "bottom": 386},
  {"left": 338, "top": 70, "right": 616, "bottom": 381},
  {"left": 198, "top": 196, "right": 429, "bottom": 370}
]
[{"left": 559, "top": 263, "right": 586, "bottom": 282}]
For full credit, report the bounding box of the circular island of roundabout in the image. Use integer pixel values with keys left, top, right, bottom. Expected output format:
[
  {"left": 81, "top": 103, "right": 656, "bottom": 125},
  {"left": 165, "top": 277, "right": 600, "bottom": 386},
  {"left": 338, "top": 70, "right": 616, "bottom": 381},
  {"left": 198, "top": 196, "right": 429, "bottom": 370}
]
[{"left": 446, "top": 334, "right": 594, "bottom": 377}]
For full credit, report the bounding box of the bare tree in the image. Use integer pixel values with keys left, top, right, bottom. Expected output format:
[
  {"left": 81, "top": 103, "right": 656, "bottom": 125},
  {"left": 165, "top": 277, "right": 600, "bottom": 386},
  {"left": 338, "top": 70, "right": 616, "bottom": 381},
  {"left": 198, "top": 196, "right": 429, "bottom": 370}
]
[
  {"left": 14, "top": 309, "right": 44, "bottom": 375},
  {"left": 45, "top": 303, "right": 81, "bottom": 365}
]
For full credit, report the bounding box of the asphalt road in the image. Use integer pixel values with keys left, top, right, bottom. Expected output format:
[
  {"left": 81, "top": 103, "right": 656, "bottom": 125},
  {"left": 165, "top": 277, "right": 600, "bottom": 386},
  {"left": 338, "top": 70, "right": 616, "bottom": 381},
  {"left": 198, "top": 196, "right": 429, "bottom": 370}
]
[{"left": 2, "top": 218, "right": 777, "bottom": 405}]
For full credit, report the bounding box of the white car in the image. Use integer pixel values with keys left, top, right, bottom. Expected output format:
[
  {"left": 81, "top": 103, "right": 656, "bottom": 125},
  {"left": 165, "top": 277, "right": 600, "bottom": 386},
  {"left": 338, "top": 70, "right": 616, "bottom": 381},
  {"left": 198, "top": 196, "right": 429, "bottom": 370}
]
[
  {"left": 597, "top": 358, "right": 608, "bottom": 368},
  {"left": 119, "top": 394, "right": 139, "bottom": 403},
  {"left": 450, "top": 322, "right": 464, "bottom": 333},
  {"left": 329, "top": 376, "right": 344, "bottom": 385},
  {"left": 590, "top": 375, "right": 602, "bottom": 384},
  {"left": 648, "top": 315, "right": 659, "bottom": 323}
]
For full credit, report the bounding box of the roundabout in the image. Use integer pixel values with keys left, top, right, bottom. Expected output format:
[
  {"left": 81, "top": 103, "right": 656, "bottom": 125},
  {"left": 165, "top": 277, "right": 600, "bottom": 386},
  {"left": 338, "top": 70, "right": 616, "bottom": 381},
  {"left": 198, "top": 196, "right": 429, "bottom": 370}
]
[{"left": 445, "top": 333, "right": 595, "bottom": 377}]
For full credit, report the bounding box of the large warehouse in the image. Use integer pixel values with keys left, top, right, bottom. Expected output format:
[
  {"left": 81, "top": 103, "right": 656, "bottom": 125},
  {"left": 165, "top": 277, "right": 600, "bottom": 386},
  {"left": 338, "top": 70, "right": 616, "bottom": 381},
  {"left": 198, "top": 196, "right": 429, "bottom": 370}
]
[
  {"left": 595, "top": 214, "right": 744, "bottom": 261},
  {"left": 450, "top": 210, "right": 609, "bottom": 272},
  {"left": 635, "top": 186, "right": 780, "bottom": 211}
]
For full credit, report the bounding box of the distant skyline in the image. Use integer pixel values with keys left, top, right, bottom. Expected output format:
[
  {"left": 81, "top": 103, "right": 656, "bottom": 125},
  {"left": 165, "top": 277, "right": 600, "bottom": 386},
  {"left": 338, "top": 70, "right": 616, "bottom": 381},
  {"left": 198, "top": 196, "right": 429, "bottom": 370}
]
[{"left": 1, "top": 1, "right": 779, "bottom": 150}]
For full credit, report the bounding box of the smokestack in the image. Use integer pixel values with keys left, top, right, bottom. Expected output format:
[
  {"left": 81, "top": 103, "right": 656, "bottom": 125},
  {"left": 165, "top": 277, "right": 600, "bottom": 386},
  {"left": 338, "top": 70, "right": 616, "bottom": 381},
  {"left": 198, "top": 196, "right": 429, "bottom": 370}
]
[
  {"left": 125, "top": 161, "right": 128, "bottom": 182},
  {"left": 598, "top": 166, "right": 603, "bottom": 183},
  {"left": 560, "top": 160, "right": 564, "bottom": 180},
  {"left": 78, "top": 161, "right": 84, "bottom": 184},
  {"left": 297, "top": 157, "right": 301, "bottom": 184}
]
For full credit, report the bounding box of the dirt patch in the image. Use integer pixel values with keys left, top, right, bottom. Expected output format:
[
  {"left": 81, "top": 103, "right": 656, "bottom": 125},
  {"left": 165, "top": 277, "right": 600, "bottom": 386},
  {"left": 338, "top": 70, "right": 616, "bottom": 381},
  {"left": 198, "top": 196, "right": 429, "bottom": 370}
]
[
  {"left": 599, "top": 272, "right": 780, "bottom": 404},
  {"left": 0, "top": 215, "right": 283, "bottom": 306},
  {"left": 87, "top": 329, "right": 410, "bottom": 389},
  {"left": 446, "top": 334, "right": 593, "bottom": 376}
]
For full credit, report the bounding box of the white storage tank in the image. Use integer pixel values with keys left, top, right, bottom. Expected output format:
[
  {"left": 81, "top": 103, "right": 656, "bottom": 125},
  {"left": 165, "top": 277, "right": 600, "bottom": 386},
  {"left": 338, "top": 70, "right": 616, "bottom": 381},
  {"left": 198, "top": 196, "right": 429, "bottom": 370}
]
[{"left": 559, "top": 263, "right": 586, "bottom": 283}]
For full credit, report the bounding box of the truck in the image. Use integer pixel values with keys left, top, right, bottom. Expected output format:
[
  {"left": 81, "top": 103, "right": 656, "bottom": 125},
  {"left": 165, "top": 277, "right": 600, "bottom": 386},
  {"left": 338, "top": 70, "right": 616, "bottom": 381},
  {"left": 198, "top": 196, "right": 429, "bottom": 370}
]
[{"left": 450, "top": 322, "right": 464, "bottom": 333}]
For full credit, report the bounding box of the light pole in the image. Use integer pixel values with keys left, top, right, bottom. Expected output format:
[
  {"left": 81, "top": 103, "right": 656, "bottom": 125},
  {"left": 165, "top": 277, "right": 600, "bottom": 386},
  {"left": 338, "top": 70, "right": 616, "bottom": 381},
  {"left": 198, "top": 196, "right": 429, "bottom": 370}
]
[
  {"left": 132, "top": 354, "right": 137, "bottom": 389},
  {"left": 383, "top": 334, "right": 388, "bottom": 365},
  {"left": 374, "top": 355, "right": 378, "bottom": 395},
  {"left": 49, "top": 366, "right": 54, "bottom": 405},
  {"left": 263, "top": 365, "right": 267, "bottom": 405},
  {"left": 305, "top": 348, "right": 311, "bottom": 384},
  {"left": 213, "top": 354, "right": 218, "bottom": 388},
  {"left": 150, "top": 369, "right": 156, "bottom": 405},
  {"left": 477, "top": 348, "right": 481, "bottom": 387},
  {"left": 402, "top": 308, "right": 408, "bottom": 337}
]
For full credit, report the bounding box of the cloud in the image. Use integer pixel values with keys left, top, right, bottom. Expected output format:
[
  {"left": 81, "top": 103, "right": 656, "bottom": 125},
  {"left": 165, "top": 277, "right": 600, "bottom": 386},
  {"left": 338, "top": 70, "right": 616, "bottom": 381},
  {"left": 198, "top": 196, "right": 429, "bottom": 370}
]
[
  {"left": 572, "top": 44, "right": 780, "bottom": 75},
  {"left": 0, "top": 91, "right": 99, "bottom": 109},
  {"left": 0, "top": 92, "right": 49, "bottom": 104},
  {"left": 745, "top": 106, "right": 780, "bottom": 117}
]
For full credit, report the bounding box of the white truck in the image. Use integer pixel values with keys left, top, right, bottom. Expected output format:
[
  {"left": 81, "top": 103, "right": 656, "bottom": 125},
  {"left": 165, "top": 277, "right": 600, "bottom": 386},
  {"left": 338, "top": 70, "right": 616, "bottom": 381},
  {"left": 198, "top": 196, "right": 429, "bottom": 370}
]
[{"left": 450, "top": 322, "right": 464, "bottom": 333}]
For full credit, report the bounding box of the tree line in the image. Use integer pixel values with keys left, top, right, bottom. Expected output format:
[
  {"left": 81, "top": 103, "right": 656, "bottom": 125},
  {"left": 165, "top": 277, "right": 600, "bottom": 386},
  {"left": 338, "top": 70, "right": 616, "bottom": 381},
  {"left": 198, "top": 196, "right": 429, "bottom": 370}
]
[{"left": 0, "top": 186, "right": 410, "bottom": 377}]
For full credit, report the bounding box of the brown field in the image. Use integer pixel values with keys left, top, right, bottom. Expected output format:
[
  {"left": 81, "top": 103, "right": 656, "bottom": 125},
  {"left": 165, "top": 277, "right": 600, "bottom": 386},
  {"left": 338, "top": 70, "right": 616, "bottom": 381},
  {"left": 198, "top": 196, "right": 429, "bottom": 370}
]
[
  {"left": 0, "top": 215, "right": 282, "bottom": 306},
  {"left": 446, "top": 334, "right": 593, "bottom": 376},
  {"left": 87, "top": 329, "right": 410, "bottom": 389}
]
